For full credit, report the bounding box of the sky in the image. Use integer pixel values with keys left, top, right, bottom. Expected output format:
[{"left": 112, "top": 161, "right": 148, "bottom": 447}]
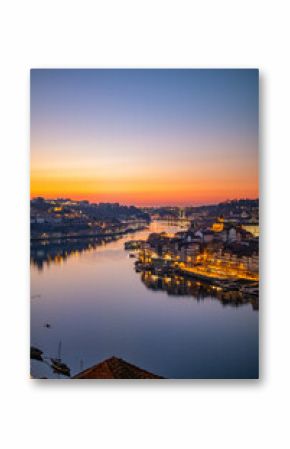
[{"left": 30, "top": 69, "right": 258, "bottom": 206}]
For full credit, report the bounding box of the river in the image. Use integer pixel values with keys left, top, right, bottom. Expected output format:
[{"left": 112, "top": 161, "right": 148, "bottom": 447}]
[{"left": 30, "top": 221, "right": 258, "bottom": 379}]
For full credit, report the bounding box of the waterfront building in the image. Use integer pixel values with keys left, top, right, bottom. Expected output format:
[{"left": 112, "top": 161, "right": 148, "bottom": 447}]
[
  {"left": 180, "top": 242, "right": 201, "bottom": 265},
  {"left": 241, "top": 223, "right": 259, "bottom": 237}
]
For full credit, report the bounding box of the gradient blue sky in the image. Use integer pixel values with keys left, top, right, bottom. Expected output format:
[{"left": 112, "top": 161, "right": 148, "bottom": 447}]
[{"left": 31, "top": 69, "right": 258, "bottom": 205}]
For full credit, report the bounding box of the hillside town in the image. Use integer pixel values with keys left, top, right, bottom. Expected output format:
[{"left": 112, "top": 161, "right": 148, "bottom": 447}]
[
  {"left": 31, "top": 197, "right": 150, "bottom": 240},
  {"left": 126, "top": 199, "right": 259, "bottom": 301}
]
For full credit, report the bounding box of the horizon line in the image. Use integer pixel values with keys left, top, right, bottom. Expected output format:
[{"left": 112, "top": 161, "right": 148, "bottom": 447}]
[{"left": 30, "top": 195, "right": 259, "bottom": 208}]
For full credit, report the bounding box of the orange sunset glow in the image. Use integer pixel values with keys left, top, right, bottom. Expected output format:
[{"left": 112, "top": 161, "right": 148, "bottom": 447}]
[{"left": 31, "top": 69, "right": 258, "bottom": 205}]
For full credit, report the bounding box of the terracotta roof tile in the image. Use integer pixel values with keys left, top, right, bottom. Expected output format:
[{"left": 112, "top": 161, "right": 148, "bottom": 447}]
[{"left": 73, "top": 357, "right": 164, "bottom": 379}]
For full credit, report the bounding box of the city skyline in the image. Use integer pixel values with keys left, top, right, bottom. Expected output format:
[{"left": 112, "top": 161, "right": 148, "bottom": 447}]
[{"left": 31, "top": 69, "right": 258, "bottom": 206}]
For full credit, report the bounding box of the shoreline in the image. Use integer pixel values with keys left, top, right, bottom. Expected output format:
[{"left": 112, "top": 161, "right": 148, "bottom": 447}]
[{"left": 30, "top": 225, "right": 148, "bottom": 243}]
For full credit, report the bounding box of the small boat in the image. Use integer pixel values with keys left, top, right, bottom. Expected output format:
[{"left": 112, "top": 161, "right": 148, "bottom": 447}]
[
  {"left": 50, "top": 358, "right": 71, "bottom": 377},
  {"left": 129, "top": 253, "right": 136, "bottom": 258},
  {"left": 30, "top": 346, "right": 43, "bottom": 361}
]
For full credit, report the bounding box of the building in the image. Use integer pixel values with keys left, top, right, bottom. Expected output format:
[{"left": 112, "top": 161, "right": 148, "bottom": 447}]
[
  {"left": 203, "top": 230, "right": 215, "bottom": 243},
  {"left": 241, "top": 223, "right": 259, "bottom": 237},
  {"left": 180, "top": 242, "right": 201, "bottom": 265},
  {"left": 73, "top": 356, "right": 164, "bottom": 379}
]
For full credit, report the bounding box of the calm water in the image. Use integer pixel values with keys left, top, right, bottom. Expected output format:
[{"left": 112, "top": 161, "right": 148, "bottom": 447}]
[{"left": 31, "top": 221, "right": 259, "bottom": 379}]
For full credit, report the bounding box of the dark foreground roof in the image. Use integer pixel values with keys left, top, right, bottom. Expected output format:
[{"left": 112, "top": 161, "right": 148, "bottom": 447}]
[{"left": 73, "top": 356, "right": 164, "bottom": 379}]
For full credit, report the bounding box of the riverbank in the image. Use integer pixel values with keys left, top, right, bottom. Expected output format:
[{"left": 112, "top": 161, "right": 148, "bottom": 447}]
[
  {"left": 134, "top": 258, "right": 258, "bottom": 298},
  {"left": 31, "top": 225, "right": 148, "bottom": 242}
]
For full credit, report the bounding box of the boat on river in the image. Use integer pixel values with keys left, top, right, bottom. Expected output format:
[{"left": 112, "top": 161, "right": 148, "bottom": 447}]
[
  {"left": 50, "top": 358, "right": 71, "bottom": 377},
  {"left": 30, "top": 346, "right": 43, "bottom": 361}
]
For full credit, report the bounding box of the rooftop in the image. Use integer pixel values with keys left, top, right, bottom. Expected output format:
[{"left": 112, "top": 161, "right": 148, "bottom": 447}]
[{"left": 73, "top": 356, "right": 164, "bottom": 379}]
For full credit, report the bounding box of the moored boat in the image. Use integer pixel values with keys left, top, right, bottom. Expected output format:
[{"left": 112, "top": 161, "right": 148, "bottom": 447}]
[
  {"left": 50, "top": 358, "right": 71, "bottom": 377},
  {"left": 30, "top": 346, "right": 43, "bottom": 361}
]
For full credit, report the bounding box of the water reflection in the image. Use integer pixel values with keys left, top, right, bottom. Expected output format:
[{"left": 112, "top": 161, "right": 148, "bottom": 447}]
[
  {"left": 31, "top": 221, "right": 259, "bottom": 379},
  {"left": 30, "top": 236, "right": 119, "bottom": 270},
  {"left": 31, "top": 233, "right": 258, "bottom": 310},
  {"left": 140, "top": 271, "right": 258, "bottom": 310}
]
